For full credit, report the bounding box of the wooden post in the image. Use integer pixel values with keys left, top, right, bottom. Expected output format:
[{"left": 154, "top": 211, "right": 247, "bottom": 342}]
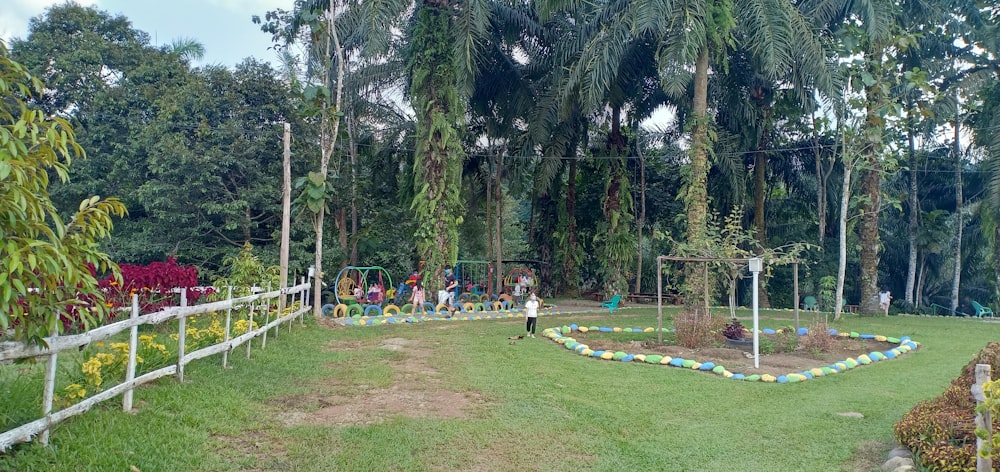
[
  {"left": 177, "top": 290, "right": 187, "bottom": 383},
  {"left": 262, "top": 285, "right": 271, "bottom": 349},
  {"left": 300, "top": 276, "right": 307, "bottom": 326},
  {"left": 279, "top": 122, "right": 291, "bottom": 317},
  {"left": 793, "top": 262, "right": 800, "bottom": 333},
  {"left": 703, "top": 262, "right": 710, "bottom": 317},
  {"left": 222, "top": 286, "right": 233, "bottom": 368},
  {"left": 246, "top": 298, "right": 256, "bottom": 360},
  {"left": 973, "top": 363, "right": 993, "bottom": 472},
  {"left": 39, "top": 342, "right": 58, "bottom": 445},
  {"left": 123, "top": 294, "right": 139, "bottom": 411},
  {"left": 657, "top": 256, "right": 663, "bottom": 345}
]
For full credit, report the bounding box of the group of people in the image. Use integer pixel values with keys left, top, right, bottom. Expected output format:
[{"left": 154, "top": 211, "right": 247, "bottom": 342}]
[
  {"left": 352, "top": 283, "right": 386, "bottom": 305},
  {"left": 407, "top": 266, "right": 539, "bottom": 337}
]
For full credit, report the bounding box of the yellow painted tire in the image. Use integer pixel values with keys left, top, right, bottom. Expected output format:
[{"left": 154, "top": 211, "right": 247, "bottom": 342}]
[
  {"left": 435, "top": 303, "right": 450, "bottom": 314},
  {"left": 491, "top": 301, "right": 503, "bottom": 312},
  {"left": 383, "top": 304, "right": 401, "bottom": 316},
  {"left": 463, "top": 302, "right": 475, "bottom": 312},
  {"left": 333, "top": 303, "right": 349, "bottom": 318}
]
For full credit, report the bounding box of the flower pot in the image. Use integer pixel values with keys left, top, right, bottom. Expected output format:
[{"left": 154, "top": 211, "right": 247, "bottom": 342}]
[{"left": 726, "top": 337, "right": 754, "bottom": 349}]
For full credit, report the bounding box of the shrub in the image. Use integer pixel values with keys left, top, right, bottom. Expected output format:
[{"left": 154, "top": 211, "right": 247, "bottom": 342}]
[
  {"left": 799, "top": 320, "right": 834, "bottom": 353},
  {"left": 723, "top": 318, "right": 747, "bottom": 340},
  {"left": 894, "top": 342, "right": 1000, "bottom": 471},
  {"left": 673, "top": 311, "right": 725, "bottom": 348}
]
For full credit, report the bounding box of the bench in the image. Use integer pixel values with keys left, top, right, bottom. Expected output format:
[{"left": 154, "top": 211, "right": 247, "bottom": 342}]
[{"left": 627, "top": 293, "right": 680, "bottom": 305}]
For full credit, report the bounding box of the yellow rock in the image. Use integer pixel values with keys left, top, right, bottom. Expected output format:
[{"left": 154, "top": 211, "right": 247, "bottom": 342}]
[
  {"left": 761, "top": 374, "right": 777, "bottom": 382},
  {"left": 600, "top": 352, "right": 614, "bottom": 360},
  {"left": 581, "top": 349, "right": 594, "bottom": 356},
  {"left": 723, "top": 371, "right": 734, "bottom": 378},
  {"left": 838, "top": 332, "right": 850, "bottom": 337},
  {"left": 660, "top": 357, "right": 672, "bottom": 365},
  {"left": 810, "top": 368, "right": 824, "bottom": 377},
  {"left": 613, "top": 327, "right": 622, "bottom": 333},
  {"left": 643, "top": 327, "right": 654, "bottom": 333},
  {"left": 690, "top": 362, "right": 702, "bottom": 370},
  {"left": 875, "top": 335, "right": 887, "bottom": 342},
  {"left": 579, "top": 326, "right": 589, "bottom": 333},
  {"left": 634, "top": 354, "right": 646, "bottom": 362},
  {"left": 891, "top": 349, "right": 901, "bottom": 357}
]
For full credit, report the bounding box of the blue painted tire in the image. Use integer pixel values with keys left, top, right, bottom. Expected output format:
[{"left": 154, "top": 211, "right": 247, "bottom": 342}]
[
  {"left": 364, "top": 305, "right": 383, "bottom": 317},
  {"left": 321, "top": 304, "right": 337, "bottom": 316}
]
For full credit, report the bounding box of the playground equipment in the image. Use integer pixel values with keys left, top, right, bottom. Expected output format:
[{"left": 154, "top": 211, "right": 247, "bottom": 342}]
[
  {"left": 502, "top": 266, "right": 535, "bottom": 304},
  {"left": 332, "top": 266, "right": 394, "bottom": 306},
  {"left": 455, "top": 260, "right": 492, "bottom": 302}
]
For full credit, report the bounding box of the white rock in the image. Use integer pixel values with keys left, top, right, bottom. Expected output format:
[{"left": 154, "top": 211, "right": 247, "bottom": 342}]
[
  {"left": 835, "top": 411, "right": 864, "bottom": 418},
  {"left": 881, "top": 456, "right": 914, "bottom": 471}
]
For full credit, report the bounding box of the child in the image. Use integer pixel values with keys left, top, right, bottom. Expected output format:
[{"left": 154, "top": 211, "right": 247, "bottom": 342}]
[
  {"left": 410, "top": 280, "right": 426, "bottom": 316},
  {"left": 524, "top": 293, "right": 539, "bottom": 337},
  {"left": 879, "top": 290, "right": 891, "bottom": 315}
]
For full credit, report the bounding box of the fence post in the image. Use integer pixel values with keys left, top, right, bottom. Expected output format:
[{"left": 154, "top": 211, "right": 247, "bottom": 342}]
[
  {"left": 123, "top": 294, "right": 139, "bottom": 411},
  {"left": 246, "top": 297, "right": 256, "bottom": 360},
  {"left": 222, "top": 286, "right": 233, "bottom": 369},
  {"left": 299, "top": 277, "right": 306, "bottom": 326},
  {"left": 39, "top": 338, "right": 58, "bottom": 446},
  {"left": 177, "top": 290, "right": 188, "bottom": 383},
  {"left": 974, "top": 363, "right": 993, "bottom": 472}
]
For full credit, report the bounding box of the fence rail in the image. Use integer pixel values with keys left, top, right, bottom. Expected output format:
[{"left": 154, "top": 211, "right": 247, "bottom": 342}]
[{"left": 0, "top": 278, "right": 312, "bottom": 451}]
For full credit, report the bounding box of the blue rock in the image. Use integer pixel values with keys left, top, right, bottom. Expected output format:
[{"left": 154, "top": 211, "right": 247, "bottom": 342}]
[
  {"left": 732, "top": 374, "right": 745, "bottom": 380},
  {"left": 828, "top": 329, "right": 839, "bottom": 336},
  {"left": 599, "top": 327, "right": 613, "bottom": 333},
  {"left": 797, "top": 327, "right": 808, "bottom": 336},
  {"left": 777, "top": 376, "right": 788, "bottom": 383},
  {"left": 592, "top": 350, "right": 605, "bottom": 357},
  {"left": 763, "top": 328, "right": 776, "bottom": 335},
  {"left": 884, "top": 350, "right": 897, "bottom": 359},
  {"left": 803, "top": 372, "right": 814, "bottom": 379},
  {"left": 569, "top": 324, "right": 579, "bottom": 331},
  {"left": 860, "top": 334, "right": 875, "bottom": 339},
  {"left": 699, "top": 362, "right": 715, "bottom": 371},
  {"left": 668, "top": 358, "right": 684, "bottom": 367},
  {"left": 622, "top": 355, "right": 634, "bottom": 362},
  {"left": 900, "top": 336, "right": 911, "bottom": 342}
]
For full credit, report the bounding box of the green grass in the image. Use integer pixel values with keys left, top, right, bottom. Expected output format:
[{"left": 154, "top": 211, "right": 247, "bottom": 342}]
[{"left": 1, "top": 307, "right": 997, "bottom": 471}]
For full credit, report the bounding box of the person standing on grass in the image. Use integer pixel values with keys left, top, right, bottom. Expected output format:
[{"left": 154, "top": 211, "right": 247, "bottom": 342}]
[
  {"left": 525, "top": 293, "right": 539, "bottom": 337},
  {"left": 410, "top": 280, "right": 427, "bottom": 317},
  {"left": 879, "top": 290, "right": 891, "bottom": 315}
]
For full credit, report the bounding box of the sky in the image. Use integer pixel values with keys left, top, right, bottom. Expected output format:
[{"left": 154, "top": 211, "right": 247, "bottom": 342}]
[{"left": 1, "top": 0, "right": 294, "bottom": 68}]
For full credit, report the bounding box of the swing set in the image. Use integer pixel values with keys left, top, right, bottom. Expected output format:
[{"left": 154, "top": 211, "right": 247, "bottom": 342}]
[{"left": 332, "top": 266, "right": 394, "bottom": 306}]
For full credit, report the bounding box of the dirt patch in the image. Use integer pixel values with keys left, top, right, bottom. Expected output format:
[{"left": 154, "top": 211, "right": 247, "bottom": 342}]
[
  {"left": 274, "top": 336, "right": 483, "bottom": 427},
  {"left": 210, "top": 430, "right": 288, "bottom": 470},
  {"left": 573, "top": 335, "right": 895, "bottom": 377},
  {"left": 841, "top": 439, "right": 892, "bottom": 472}
]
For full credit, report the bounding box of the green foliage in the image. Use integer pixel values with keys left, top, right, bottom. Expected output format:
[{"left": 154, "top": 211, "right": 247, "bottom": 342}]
[
  {"left": 211, "top": 242, "right": 280, "bottom": 297},
  {"left": 895, "top": 342, "right": 1000, "bottom": 471},
  {"left": 0, "top": 44, "right": 126, "bottom": 345}
]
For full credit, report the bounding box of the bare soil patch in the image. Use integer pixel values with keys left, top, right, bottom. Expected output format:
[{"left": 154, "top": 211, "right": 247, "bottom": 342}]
[
  {"left": 273, "top": 337, "right": 484, "bottom": 427},
  {"left": 574, "top": 335, "right": 893, "bottom": 377}
]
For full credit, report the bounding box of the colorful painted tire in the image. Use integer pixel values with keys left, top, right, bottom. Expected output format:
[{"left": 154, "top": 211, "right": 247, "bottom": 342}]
[
  {"left": 491, "top": 301, "right": 503, "bottom": 312},
  {"left": 423, "top": 302, "right": 436, "bottom": 313},
  {"left": 346, "top": 304, "right": 363, "bottom": 317},
  {"left": 400, "top": 303, "right": 414, "bottom": 313},
  {"left": 463, "top": 302, "right": 476, "bottom": 312},
  {"left": 383, "top": 304, "right": 401, "bottom": 316},
  {"left": 458, "top": 293, "right": 471, "bottom": 303},
  {"left": 452, "top": 302, "right": 466, "bottom": 312},
  {"left": 435, "top": 303, "right": 450, "bottom": 314},
  {"left": 321, "top": 304, "right": 336, "bottom": 316},
  {"left": 479, "top": 294, "right": 490, "bottom": 303},
  {"left": 473, "top": 302, "right": 486, "bottom": 312},
  {"left": 364, "top": 305, "right": 383, "bottom": 317},
  {"left": 333, "top": 304, "right": 349, "bottom": 318}
]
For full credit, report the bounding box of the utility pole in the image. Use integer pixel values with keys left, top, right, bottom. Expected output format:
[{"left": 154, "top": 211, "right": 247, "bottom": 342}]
[{"left": 279, "top": 122, "right": 292, "bottom": 314}]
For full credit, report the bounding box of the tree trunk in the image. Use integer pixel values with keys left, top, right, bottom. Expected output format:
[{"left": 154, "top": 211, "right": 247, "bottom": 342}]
[
  {"left": 485, "top": 156, "right": 493, "bottom": 294},
  {"left": 858, "top": 81, "right": 884, "bottom": 316},
  {"left": 410, "top": 2, "right": 464, "bottom": 292},
  {"left": 813, "top": 115, "right": 827, "bottom": 245},
  {"left": 494, "top": 153, "right": 504, "bottom": 294},
  {"left": 635, "top": 144, "right": 646, "bottom": 295},
  {"left": 753, "top": 148, "right": 771, "bottom": 308},
  {"left": 685, "top": 46, "right": 711, "bottom": 313},
  {"left": 348, "top": 114, "right": 359, "bottom": 265},
  {"left": 950, "top": 99, "right": 963, "bottom": 315},
  {"left": 602, "top": 104, "right": 630, "bottom": 297},
  {"left": 835, "top": 160, "right": 853, "bottom": 321},
  {"left": 906, "top": 126, "right": 918, "bottom": 305},
  {"left": 563, "top": 158, "right": 580, "bottom": 296},
  {"left": 916, "top": 253, "right": 926, "bottom": 308},
  {"left": 312, "top": 7, "right": 345, "bottom": 317}
]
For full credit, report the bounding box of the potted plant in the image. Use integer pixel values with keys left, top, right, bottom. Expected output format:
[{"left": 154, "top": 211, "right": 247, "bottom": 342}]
[{"left": 723, "top": 318, "right": 753, "bottom": 348}]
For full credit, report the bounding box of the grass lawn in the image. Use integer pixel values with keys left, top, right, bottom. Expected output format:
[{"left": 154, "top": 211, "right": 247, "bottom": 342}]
[{"left": 2, "top": 304, "right": 998, "bottom": 471}]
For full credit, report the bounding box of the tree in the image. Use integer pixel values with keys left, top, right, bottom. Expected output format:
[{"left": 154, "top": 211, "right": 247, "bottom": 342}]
[{"left": 0, "top": 43, "right": 126, "bottom": 345}]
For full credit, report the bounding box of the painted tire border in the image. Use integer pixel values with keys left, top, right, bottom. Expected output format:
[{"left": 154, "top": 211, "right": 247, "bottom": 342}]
[{"left": 542, "top": 325, "right": 920, "bottom": 383}]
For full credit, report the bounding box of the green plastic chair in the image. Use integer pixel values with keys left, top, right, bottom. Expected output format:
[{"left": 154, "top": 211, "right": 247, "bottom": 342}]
[
  {"left": 802, "top": 296, "right": 819, "bottom": 312},
  {"left": 972, "top": 301, "right": 994, "bottom": 318},
  {"left": 601, "top": 294, "right": 622, "bottom": 314}
]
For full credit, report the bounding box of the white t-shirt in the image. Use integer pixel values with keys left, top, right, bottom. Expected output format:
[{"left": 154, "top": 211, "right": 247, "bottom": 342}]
[
  {"left": 525, "top": 299, "right": 539, "bottom": 318},
  {"left": 879, "top": 291, "right": 891, "bottom": 305}
]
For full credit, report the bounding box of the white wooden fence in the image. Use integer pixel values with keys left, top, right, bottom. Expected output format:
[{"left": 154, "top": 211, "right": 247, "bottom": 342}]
[{"left": 0, "top": 277, "right": 312, "bottom": 451}]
